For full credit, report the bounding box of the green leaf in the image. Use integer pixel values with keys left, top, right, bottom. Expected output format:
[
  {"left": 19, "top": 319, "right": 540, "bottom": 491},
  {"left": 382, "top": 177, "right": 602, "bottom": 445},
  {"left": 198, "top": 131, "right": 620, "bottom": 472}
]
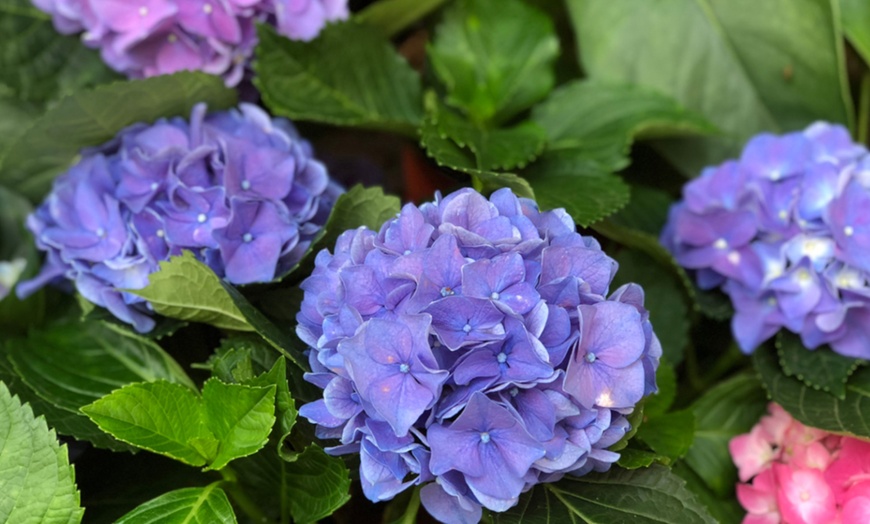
[
  {"left": 471, "top": 171, "right": 536, "bottom": 200},
  {"left": 0, "top": 95, "right": 38, "bottom": 153},
  {"left": 643, "top": 361, "right": 677, "bottom": 419},
  {"left": 0, "top": 381, "right": 83, "bottom": 524},
  {"left": 532, "top": 80, "right": 717, "bottom": 172},
  {"left": 673, "top": 462, "right": 745, "bottom": 524},
  {"left": 0, "top": 72, "right": 236, "bottom": 201},
  {"left": 82, "top": 381, "right": 214, "bottom": 467},
  {"left": 255, "top": 22, "right": 422, "bottom": 133},
  {"left": 616, "top": 448, "right": 664, "bottom": 470},
  {"left": 684, "top": 374, "right": 767, "bottom": 497},
  {"left": 6, "top": 320, "right": 193, "bottom": 450},
  {"left": 429, "top": 0, "right": 559, "bottom": 124},
  {"left": 127, "top": 251, "right": 253, "bottom": 332},
  {"left": 245, "top": 357, "right": 297, "bottom": 455},
  {"left": 357, "top": 0, "right": 451, "bottom": 38},
  {"left": 235, "top": 445, "right": 351, "bottom": 524},
  {"left": 612, "top": 249, "right": 689, "bottom": 365},
  {"left": 0, "top": 186, "right": 45, "bottom": 336},
  {"left": 755, "top": 342, "right": 870, "bottom": 438},
  {"left": 842, "top": 0, "right": 870, "bottom": 66},
  {"left": 609, "top": 403, "right": 644, "bottom": 452},
  {"left": 492, "top": 465, "right": 715, "bottom": 524},
  {"left": 523, "top": 151, "right": 630, "bottom": 227},
  {"left": 0, "top": 0, "right": 119, "bottom": 103},
  {"left": 636, "top": 409, "right": 695, "bottom": 462},
  {"left": 202, "top": 379, "right": 276, "bottom": 471},
  {"left": 569, "top": 0, "right": 853, "bottom": 174},
  {"left": 115, "top": 485, "right": 237, "bottom": 524},
  {"left": 777, "top": 332, "right": 865, "bottom": 399}
]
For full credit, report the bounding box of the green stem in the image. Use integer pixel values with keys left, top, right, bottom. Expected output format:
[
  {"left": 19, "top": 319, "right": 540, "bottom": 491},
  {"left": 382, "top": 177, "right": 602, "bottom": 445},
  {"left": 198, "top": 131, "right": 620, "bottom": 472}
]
[
  {"left": 859, "top": 73, "right": 870, "bottom": 146},
  {"left": 397, "top": 486, "right": 422, "bottom": 524},
  {"left": 700, "top": 343, "right": 747, "bottom": 385},
  {"left": 221, "top": 467, "right": 271, "bottom": 523},
  {"left": 684, "top": 340, "right": 706, "bottom": 394},
  {"left": 357, "top": 0, "right": 452, "bottom": 38}
]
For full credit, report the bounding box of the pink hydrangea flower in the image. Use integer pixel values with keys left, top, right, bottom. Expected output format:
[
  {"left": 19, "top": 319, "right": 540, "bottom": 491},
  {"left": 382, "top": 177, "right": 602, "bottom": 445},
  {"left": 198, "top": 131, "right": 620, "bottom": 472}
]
[{"left": 731, "top": 402, "right": 870, "bottom": 523}]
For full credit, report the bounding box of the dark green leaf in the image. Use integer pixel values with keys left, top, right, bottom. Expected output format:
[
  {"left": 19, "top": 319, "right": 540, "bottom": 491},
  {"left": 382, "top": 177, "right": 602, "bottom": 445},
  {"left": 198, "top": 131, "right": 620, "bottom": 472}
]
[
  {"left": 842, "top": 0, "right": 870, "bottom": 65},
  {"left": 492, "top": 465, "right": 715, "bottom": 524},
  {"left": 0, "top": 381, "right": 83, "bottom": 524},
  {"left": 202, "top": 379, "right": 276, "bottom": 471},
  {"left": 609, "top": 403, "right": 644, "bottom": 452},
  {"left": 569, "top": 0, "right": 853, "bottom": 174},
  {"left": 0, "top": 95, "right": 38, "bottom": 152},
  {"left": 471, "top": 171, "right": 535, "bottom": 200},
  {"left": 684, "top": 374, "right": 767, "bottom": 497},
  {"left": 777, "top": 332, "right": 865, "bottom": 399},
  {"left": 643, "top": 361, "right": 677, "bottom": 419},
  {"left": 612, "top": 250, "right": 689, "bottom": 364},
  {"left": 429, "top": 0, "right": 559, "bottom": 124},
  {"left": 235, "top": 445, "right": 351, "bottom": 524},
  {"left": 115, "top": 485, "right": 237, "bottom": 524},
  {"left": 0, "top": 0, "right": 119, "bottom": 103},
  {"left": 357, "top": 0, "right": 451, "bottom": 38},
  {"left": 523, "top": 151, "right": 630, "bottom": 227},
  {"left": 255, "top": 22, "right": 422, "bottom": 133},
  {"left": 532, "top": 80, "right": 717, "bottom": 172},
  {"left": 616, "top": 448, "right": 663, "bottom": 470},
  {"left": 127, "top": 251, "right": 253, "bottom": 332},
  {"left": 673, "top": 462, "right": 745, "bottom": 524},
  {"left": 636, "top": 409, "right": 695, "bottom": 462},
  {"left": 755, "top": 342, "right": 870, "bottom": 438},
  {"left": 82, "top": 381, "right": 215, "bottom": 467},
  {"left": 0, "top": 72, "right": 236, "bottom": 201}
]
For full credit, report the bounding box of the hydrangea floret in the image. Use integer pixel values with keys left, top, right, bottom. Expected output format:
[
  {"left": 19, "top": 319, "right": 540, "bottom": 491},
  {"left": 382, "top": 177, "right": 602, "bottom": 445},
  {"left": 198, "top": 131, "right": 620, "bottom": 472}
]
[
  {"left": 31, "top": 0, "right": 349, "bottom": 85},
  {"left": 297, "top": 187, "right": 661, "bottom": 523},
  {"left": 18, "top": 103, "right": 340, "bottom": 333},
  {"left": 730, "top": 402, "right": 870, "bottom": 523},
  {"left": 661, "top": 122, "right": 870, "bottom": 357}
]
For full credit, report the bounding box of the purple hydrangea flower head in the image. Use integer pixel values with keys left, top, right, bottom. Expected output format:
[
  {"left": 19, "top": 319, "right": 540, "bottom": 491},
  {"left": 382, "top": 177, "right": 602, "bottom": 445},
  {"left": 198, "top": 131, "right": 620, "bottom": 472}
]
[
  {"left": 662, "top": 122, "right": 870, "bottom": 356},
  {"left": 296, "top": 187, "right": 661, "bottom": 522},
  {"left": 31, "top": 0, "right": 349, "bottom": 86},
  {"left": 18, "top": 103, "right": 341, "bottom": 333}
]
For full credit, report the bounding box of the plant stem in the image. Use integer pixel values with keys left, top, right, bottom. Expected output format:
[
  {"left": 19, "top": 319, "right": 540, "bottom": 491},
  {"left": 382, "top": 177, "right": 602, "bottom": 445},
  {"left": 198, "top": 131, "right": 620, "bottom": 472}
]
[
  {"left": 221, "top": 467, "right": 271, "bottom": 523},
  {"left": 357, "top": 0, "right": 452, "bottom": 38},
  {"left": 398, "top": 486, "right": 422, "bottom": 524}
]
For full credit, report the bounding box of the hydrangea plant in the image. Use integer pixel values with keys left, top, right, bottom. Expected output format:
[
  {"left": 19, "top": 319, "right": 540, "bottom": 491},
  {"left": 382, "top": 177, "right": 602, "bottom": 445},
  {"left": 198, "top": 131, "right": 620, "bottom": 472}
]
[
  {"left": 661, "top": 123, "right": 870, "bottom": 357},
  {"left": 297, "top": 187, "right": 661, "bottom": 522},
  {"left": 31, "top": 0, "right": 349, "bottom": 85},
  {"left": 18, "top": 102, "right": 340, "bottom": 332}
]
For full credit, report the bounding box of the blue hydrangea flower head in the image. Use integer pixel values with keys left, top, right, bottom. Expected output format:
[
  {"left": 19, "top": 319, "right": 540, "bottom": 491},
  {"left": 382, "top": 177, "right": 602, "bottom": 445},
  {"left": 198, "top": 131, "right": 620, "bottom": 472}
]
[
  {"left": 297, "top": 187, "right": 661, "bottom": 522},
  {"left": 19, "top": 103, "right": 341, "bottom": 333},
  {"left": 662, "top": 122, "right": 870, "bottom": 356}
]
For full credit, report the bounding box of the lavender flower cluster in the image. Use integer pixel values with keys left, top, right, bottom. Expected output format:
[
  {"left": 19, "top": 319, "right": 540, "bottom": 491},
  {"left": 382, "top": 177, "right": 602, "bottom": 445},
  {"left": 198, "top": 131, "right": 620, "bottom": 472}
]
[
  {"left": 31, "top": 0, "right": 349, "bottom": 86},
  {"left": 661, "top": 122, "right": 870, "bottom": 357},
  {"left": 18, "top": 103, "right": 339, "bottom": 333},
  {"left": 297, "top": 188, "right": 661, "bottom": 523}
]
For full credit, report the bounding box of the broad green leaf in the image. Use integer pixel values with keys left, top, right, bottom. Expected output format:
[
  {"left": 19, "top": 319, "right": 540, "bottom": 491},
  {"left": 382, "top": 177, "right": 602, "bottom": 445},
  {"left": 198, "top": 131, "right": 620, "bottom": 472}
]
[
  {"left": 777, "top": 332, "right": 865, "bottom": 400},
  {"left": 127, "top": 251, "right": 252, "bottom": 332},
  {"left": 115, "top": 485, "right": 237, "bottom": 524},
  {"left": 6, "top": 320, "right": 192, "bottom": 450},
  {"left": 0, "top": 186, "right": 44, "bottom": 336},
  {"left": 569, "top": 0, "right": 853, "bottom": 174},
  {"left": 0, "top": 95, "right": 38, "bottom": 153},
  {"left": 0, "top": 185, "right": 31, "bottom": 262},
  {"left": 0, "top": 381, "right": 83, "bottom": 524},
  {"left": 82, "top": 381, "right": 214, "bottom": 467},
  {"left": 684, "top": 374, "right": 767, "bottom": 497},
  {"left": 756, "top": 342, "right": 870, "bottom": 438},
  {"left": 616, "top": 448, "right": 663, "bottom": 470},
  {"left": 423, "top": 94, "right": 547, "bottom": 171},
  {"left": 612, "top": 249, "right": 689, "bottom": 365},
  {"left": 235, "top": 445, "right": 351, "bottom": 524},
  {"left": 471, "top": 171, "right": 536, "bottom": 200},
  {"left": 429, "top": 0, "right": 559, "bottom": 124},
  {"left": 673, "top": 462, "right": 745, "bottom": 524},
  {"left": 842, "top": 0, "right": 870, "bottom": 65},
  {"left": 636, "top": 409, "right": 695, "bottom": 462},
  {"left": 255, "top": 22, "right": 422, "bottom": 133},
  {"left": 202, "top": 379, "right": 276, "bottom": 471},
  {"left": 532, "top": 80, "right": 717, "bottom": 172},
  {"left": 357, "top": 0, "right": 451, "bottom": 38},
  {"left": 523, "top": 151, "right": 630, "bottom": 227},
  {"left": 643, "top": 361, "right": 677, "bottom": 419},
  {"left": 0, "top": 0, "right": 118, "bottom": 103},
  {"left": 0, "top": 72, "right": 236, "bottom": 201},
  {"left": 492, "top": 465, "right": 715, "bottom": 524},
  {"left": 244, "top": 357, "right": 298, "bottom": 454}
]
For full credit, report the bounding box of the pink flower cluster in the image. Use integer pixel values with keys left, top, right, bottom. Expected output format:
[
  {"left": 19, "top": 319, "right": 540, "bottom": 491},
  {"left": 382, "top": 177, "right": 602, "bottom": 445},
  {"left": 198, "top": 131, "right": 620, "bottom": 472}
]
[{"left": 730, "top": 403, "right": 870, "bottom": 523}]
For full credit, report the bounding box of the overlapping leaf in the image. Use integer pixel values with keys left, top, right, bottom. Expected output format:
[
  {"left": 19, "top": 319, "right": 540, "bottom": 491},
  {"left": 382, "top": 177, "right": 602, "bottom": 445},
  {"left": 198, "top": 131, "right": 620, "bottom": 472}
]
[
  {"left": 255, "top": 22, "right": 422, "bottom": 133},
  {"left": 777, "top": 332, "right": 865, "bottom": 399},
  {"left": 115, "top": 485, "right": 237, "bottom": 524},
  {"left": 0, "top": 381, "right": 83, "bottom": 524}
]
